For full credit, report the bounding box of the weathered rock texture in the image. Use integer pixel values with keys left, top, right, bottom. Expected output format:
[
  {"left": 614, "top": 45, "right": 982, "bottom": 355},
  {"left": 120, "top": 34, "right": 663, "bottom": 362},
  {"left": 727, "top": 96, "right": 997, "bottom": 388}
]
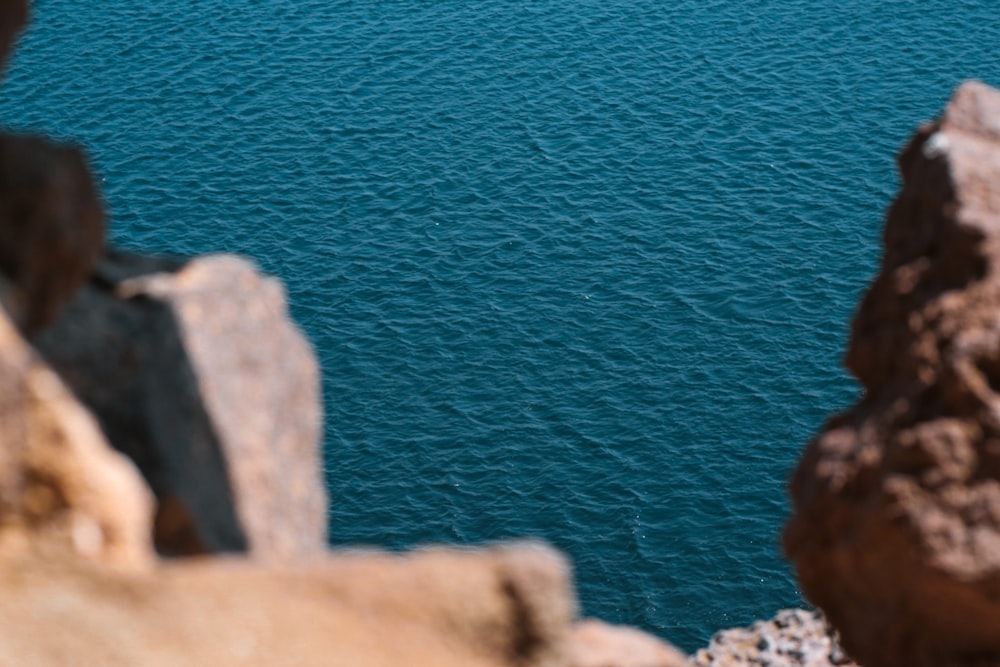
[
  {"left": 34, "top": 250, "right": 326, "bottom": 559},
  {"left": 0, "top": 543, "right": 576, "bottom": 667},
  {"left": 688, "top": 610, "right": 856, "bottom": 667},
  {"left": 0, "top": 299, "right": 152, "bottom": 568},
  {"left": 785, "top": 80, "right": 1000, "bottom": 667}
]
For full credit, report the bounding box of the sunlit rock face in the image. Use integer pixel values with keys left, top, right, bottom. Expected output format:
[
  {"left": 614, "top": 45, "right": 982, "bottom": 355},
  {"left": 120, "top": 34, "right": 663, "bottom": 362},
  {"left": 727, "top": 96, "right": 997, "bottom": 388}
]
[
  {"left": 786, "top": 81, "right": 1000, "bottom": 667},
  {"left": 34, "top": 250, "right": 327, "bottom": 560}
]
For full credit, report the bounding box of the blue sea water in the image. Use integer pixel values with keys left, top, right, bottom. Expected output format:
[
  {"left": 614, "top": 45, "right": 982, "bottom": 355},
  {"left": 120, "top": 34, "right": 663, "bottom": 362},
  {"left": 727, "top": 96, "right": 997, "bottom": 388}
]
[{"left": 2, "top": 0, "right": 999, "bottom": 651}]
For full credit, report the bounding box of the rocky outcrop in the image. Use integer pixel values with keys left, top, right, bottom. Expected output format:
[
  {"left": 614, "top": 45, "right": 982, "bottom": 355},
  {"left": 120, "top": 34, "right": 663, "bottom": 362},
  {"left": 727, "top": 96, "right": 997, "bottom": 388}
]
[
  {"left": 568, "top": 620, "right": 687, "bottom": 667},
  {"left": 785, "top": 80, "right": 1000, "bottom": 667},
  {"left": 0, "top": 135, "right": 105, "bottom": 335},
  {"left": 0, "top": 543, "right": 575, "bottom": 667},
  {"left": 688, "top": 610, "right": 856, "bottom": 667},
  {"left": 0, "top": 297, "right": 152, "bottom": 568},
  {"left": 34, "top": 250, "right": 326, "bottom": 559}
]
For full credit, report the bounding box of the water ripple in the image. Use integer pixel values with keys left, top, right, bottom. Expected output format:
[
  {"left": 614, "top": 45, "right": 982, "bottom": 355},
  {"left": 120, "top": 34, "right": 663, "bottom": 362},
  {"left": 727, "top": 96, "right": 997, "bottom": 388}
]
[{"left": 2, "top": 0, "right": 999, "bottom": 652}]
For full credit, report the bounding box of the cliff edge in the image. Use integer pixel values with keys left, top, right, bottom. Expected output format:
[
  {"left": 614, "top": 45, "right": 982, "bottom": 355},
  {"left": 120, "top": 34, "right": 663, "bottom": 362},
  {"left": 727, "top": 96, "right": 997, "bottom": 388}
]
[{"left": 786, "top": 81, "right": 1000, "bottom": 667}]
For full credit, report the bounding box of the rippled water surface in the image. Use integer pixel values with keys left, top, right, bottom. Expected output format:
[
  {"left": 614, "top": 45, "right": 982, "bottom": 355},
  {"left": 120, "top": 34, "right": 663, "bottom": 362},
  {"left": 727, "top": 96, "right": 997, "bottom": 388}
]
[{"left": 3, "top": 0, "right": 999, "bottom": 650}]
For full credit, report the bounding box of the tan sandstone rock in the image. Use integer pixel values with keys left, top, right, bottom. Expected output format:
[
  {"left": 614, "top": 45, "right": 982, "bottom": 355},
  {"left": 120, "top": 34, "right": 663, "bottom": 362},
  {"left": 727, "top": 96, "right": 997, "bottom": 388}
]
[
  {"left": 785, "top": 80, "right": 1000, "bottom": 667},
  {"left": 0, "top": 542, "right": 575, "bottom": 667},
  {"left": 34, "top": 250, "right": 326, "bottom": 560},
  {"left": 568, "top": 620, "right": 687, "bottom": 667},
  {"left": 0, "top": 298, "right": 152, "bottom": 568}
]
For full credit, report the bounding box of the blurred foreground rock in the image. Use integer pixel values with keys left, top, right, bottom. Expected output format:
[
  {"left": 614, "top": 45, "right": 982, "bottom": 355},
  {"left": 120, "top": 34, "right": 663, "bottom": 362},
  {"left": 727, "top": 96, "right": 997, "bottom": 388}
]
[
  {"left": 569, "top": 620, "right": 687, "bottom": 667},
  {"left": 35, "top": 250, "right": 326, "bottom": 559},
  {"left": 0, "top": 0, "right": 25, "bottom": 73},
  {"left": 0, "top": 299, "right": 152, "bottom": 568},
  {"left": 0, "top": 241, "right": 689, "bottom": 667},
  {"left": 786, "top": 80, "right": 1000, "bottom": 667},
  {"left": 0, "top": 543, "right": 576, "bottom": 667},
  {"left": 0, "top": 135, "right": 104, "bottom": 334}
]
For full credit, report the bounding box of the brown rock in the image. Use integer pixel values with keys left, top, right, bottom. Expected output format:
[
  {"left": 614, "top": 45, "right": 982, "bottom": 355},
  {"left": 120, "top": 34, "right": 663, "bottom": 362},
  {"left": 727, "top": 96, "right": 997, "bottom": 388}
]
[
  {"left": 34, "top": 250, "right": 326, "bottom": 560},
  {"left": 0, "top": 135, "right": 105, "bottom": 334},
  {"left": 0, "top": 298, "right": 152, "bottom": 567},
  {"left": 568, "top": 620, "right": 686, "bottom": 667},
  {"left": 0, "top": 0, "right": 26, "bottom": 74},
  {"left": 687, "top": 609, "right": 857, "bottom": 667},
  {"left": 0, "top": 542, "right": 574, "bottom": 667},
  {"left": 785, "top": 80, "right": 1000, "bottom": 667}
]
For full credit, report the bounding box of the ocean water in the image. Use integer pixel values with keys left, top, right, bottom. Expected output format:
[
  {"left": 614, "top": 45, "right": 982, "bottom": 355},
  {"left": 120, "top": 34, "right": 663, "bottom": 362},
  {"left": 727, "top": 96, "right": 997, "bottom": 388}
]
[{"left": 2, "top": 0, "right": 999, "bottom": 651}]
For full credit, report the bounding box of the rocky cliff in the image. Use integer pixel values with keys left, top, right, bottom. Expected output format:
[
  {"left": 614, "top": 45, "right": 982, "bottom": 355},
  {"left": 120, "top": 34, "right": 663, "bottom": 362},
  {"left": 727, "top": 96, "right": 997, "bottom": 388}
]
[{"left": 786, "top": 81, "right": 1000, "bottom": 667}]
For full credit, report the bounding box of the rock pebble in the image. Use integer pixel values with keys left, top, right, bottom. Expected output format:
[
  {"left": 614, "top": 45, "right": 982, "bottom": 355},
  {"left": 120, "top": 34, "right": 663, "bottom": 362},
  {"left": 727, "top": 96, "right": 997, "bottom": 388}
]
[{"left": 688, "top": 610, "right": 857, "bottom": 667}]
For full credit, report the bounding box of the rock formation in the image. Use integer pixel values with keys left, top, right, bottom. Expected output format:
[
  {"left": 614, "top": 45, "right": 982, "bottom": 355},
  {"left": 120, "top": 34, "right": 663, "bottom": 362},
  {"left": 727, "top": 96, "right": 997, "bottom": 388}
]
[
  {"left": 785, "top": 80, "right": 1000, "bottom": 667},
  {"left": 0, "top": 301, "right": 152, "bottom": 568},
  {"left": 688, "top": 610, "right": 856, "bottom": 667},
  {"left": 0, "top": 542, "right": 576, "bottom": 667},
  {"left": 34, "top": 250, "right": 326, "bottom": 559},
  {"left": 569, "top": 620, "right": 687, "bottom": 667},
  {"left": 0, "top": 134, "right": 104, "bottom": 335}
]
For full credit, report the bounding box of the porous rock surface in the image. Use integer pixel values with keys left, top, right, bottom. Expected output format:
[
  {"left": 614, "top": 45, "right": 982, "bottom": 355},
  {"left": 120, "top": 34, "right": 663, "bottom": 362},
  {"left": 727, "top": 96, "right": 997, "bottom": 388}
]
[
  {"left": 688, "top": 609, "right": 856, "bottom": 667},
  {"left": 785, "top": 80, "right": 1000, "bottom": 667},
  {"left": 0, "top": 298, "right": 153, "bottom": 568}
]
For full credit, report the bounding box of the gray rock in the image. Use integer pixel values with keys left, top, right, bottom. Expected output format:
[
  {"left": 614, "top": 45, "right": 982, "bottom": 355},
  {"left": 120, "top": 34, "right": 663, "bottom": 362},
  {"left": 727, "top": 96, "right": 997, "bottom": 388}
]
[{"left": 34, "top": 250, "right": 326, "bottom": 560}]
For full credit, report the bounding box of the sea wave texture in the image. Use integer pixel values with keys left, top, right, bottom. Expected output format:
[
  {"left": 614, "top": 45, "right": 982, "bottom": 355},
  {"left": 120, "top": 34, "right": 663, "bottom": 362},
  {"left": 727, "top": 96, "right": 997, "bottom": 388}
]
[{"left": 2, "top": 0, "right": 998, "bottom": 651}]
